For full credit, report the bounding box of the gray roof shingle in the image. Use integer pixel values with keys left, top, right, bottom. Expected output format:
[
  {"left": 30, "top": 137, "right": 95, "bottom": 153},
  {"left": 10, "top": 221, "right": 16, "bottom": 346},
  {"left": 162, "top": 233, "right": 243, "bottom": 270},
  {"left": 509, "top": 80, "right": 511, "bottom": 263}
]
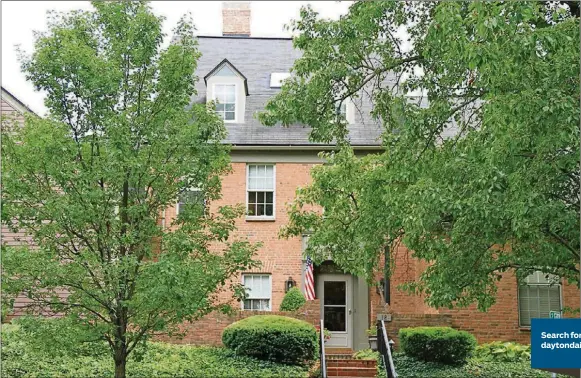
[{"left": 193, "top": 36, "right": 383, "bottom": 146}]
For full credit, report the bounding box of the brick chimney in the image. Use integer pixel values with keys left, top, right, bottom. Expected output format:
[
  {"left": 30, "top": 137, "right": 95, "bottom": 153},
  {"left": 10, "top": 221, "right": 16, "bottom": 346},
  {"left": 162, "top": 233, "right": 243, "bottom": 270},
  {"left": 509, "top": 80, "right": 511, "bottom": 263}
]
[{"left": 222, "top": 2, "right": 251, "bottom": 37}]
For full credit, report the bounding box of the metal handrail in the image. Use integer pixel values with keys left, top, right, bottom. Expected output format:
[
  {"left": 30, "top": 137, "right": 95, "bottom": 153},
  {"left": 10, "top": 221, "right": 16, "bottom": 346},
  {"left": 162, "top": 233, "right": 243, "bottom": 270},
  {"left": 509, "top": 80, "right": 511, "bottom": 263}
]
[
  {"left": 378, "top": 320, "right": 397, "bottom": 378},
  {"left": 320, "top": 319, "right": 327, "bottom": 378}
]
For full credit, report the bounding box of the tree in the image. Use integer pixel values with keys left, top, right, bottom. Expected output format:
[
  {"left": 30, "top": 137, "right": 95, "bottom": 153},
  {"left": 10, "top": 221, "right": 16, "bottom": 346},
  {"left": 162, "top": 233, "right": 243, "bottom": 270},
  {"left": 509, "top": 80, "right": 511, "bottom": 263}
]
[
  {"left": 260, "top": 1, "right": 579, "bottom": 311},
  {"left": 1, "top": 2, "right": 259, "bottom": 377}
]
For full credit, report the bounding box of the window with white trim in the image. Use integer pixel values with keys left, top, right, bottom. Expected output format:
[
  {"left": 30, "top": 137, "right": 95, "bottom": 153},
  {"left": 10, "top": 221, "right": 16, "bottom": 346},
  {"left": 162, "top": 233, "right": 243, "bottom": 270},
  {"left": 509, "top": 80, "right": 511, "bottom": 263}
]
[
  {"left": 246, "top": 164, "right": 275, "bottom": 218},
  {"left": 214, "top": 84, "right": 236, "bottom": 121},
  {"left": 335, "top": 100, "right": 353, "bottom": 124},
  {"left": 177, "top": 188, "right": 205, "bottom": 216},
  {"left": 338, "top": 102, "right": 347, "bottom": 118},
  {"left": 242, "top": 274, "right": 271, "bottom": 311},
  {"left": 518, "top": 271, "right": 562, "bottom": 327}
]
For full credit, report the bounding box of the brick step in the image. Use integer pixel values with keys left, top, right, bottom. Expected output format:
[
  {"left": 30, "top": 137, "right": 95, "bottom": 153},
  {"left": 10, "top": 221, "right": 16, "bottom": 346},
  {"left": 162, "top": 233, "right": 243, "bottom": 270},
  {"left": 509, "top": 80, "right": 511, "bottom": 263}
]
[
  {"left": 326, "top": 366, "right": 377, "bottom": 377},
  {"left": 325, "top": 359, "right": 377, "bottom": 369}
]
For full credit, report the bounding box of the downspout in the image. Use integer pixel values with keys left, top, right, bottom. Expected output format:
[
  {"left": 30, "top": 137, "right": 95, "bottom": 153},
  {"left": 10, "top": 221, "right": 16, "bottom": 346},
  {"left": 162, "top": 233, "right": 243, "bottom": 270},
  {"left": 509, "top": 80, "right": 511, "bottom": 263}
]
[{"left": 384, "top": 244, "right": 391, "bottom": 306}]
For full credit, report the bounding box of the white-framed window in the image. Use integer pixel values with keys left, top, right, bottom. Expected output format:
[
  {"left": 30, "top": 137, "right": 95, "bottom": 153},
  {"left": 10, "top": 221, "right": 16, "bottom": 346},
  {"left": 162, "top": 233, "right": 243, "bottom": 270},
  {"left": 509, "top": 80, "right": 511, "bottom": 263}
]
[
  {"left": 242, "top": 274, "right": 272, "bottom": 311},
  {"left": 518, "top": 271, "right": 562, "bottom": 327},
  {"left": 335, "top": 100, "right": 353, "bottom": 124},
  {"left": 339, "top": 102, "right": 347, "bottom": 118},
  {"left": 213, "top": 84, "right": 236, "bottom": 122},
  {"left": 246, "top": 164, "right": 275, "bottom": 219},
  {"left": 177, "top": 188, "right": 205, "bottom": 216}
]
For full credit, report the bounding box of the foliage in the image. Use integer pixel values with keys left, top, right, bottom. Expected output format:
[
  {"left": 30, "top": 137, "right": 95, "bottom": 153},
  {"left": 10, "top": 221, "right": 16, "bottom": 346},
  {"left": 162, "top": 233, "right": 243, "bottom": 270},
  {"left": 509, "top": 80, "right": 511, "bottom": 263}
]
[
  {"left": 1, "top": 2, "right": 259, "bottom": 377},
  {"left": 316, "top": 327, "right": 331, "bottom": 341},
  {"left": 393, "top": 352, "right": 566, "bottom": 378},
  {"left": 222, "top": 315, "right": 318, "bottom": 364},
  {"left": 366, "top": 327, "right": 377, "bottom": 336},
  {"left": 399, "top": 327, "right": 476, "bottom": 365},
  {"left": 8, "top": 317, "right": 110, "bottom": 358},
  {"left": 473, "top": 341, "right": 530, "bottom": 362},
  {"left": 307, "top": 362, "right": 321, "bottom": 378},
  {"left": 279, "top": 287, "right": 306, "bottom": 311},
  {"left": 1, "top": 323, "right": 308, "bottom": 378},
  {"left": 1, "top": 299, "right": 13, "bottom": 324},
  {"left": 261, "top": 1, "right": 580, "bottom": 310},
  {"left": 353, "top": 348, "right": 379, "bottom": 360}
]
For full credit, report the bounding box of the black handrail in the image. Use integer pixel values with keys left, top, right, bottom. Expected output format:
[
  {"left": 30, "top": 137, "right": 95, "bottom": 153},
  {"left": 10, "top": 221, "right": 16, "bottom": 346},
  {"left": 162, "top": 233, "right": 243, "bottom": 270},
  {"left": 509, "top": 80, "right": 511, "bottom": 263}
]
[
  {"left": 377, "top": 320, "right": 397, "bottom": 378},
  {"left": 320, "top": 319, "right": 327, "bottom": 378}
]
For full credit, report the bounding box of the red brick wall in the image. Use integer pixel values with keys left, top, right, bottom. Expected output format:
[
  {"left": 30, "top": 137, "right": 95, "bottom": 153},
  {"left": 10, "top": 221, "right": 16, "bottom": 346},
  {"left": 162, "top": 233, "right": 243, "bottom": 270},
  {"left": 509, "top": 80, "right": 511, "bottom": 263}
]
[
  {"left": 157, "top": 299, "right": 321, "bottom": 346},
  {"left": 368, "top": 246, "right": 580, "bottom": 345},
  {"left": 164, "top": 162, "right": 315, "bottom": 310},
  {"left": 440, "top": 273, "right": 580, "bottom": 344}
]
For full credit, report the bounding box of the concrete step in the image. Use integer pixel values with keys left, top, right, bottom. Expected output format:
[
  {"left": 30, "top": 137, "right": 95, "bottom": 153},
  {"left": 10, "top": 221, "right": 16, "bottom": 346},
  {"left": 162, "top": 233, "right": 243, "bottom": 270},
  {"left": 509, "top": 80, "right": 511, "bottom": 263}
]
[
  {"left": 326, "top": 366, "right": 377, "bottom": 377},
  {"left": 325, "top": 359, "right": 377, "bottom": 369},
  {"left": 326, "top": 347, "right": 354, "bottom": 355},
  {"left": 326, "top": 353, "right": 354, "bottom": 360}
]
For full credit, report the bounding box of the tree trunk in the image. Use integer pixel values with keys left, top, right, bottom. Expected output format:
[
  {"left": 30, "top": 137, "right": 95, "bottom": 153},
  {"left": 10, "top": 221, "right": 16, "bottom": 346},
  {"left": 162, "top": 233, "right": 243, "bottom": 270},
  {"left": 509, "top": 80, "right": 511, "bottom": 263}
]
[{"left": 114, "top": 349, "right": 127, "bottom": 378}]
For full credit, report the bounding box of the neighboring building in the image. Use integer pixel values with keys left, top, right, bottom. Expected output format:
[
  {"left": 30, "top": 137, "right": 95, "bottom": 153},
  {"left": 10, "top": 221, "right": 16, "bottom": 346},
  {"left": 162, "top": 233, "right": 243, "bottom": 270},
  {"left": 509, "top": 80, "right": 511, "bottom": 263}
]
[
  {"left": 164, "top": 2, "right": 580, "bottom": 350},
  {"left": 1, "top": 87, "right": 37, "bottom": 248}
]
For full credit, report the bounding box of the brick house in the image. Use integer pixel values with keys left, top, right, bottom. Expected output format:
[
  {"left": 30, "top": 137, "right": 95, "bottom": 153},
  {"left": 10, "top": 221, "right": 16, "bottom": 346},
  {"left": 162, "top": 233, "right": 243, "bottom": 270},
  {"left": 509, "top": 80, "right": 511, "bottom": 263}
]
[
  {"left": 2, "top": 3, "right": 579, "bottom": 351},
  {"left": 159, "top": 3, "right": 580, "bottom": 349}
]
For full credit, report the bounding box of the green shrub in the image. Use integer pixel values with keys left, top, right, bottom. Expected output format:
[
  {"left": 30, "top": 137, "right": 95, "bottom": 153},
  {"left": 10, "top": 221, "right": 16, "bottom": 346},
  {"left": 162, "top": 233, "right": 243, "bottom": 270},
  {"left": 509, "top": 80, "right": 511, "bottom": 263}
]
[
  {"left": 473, "top": 341, "right": 530, "bottom": 362},
  {"left": 399, "top": 327, "right": 476, "bottom": 365},
  {"left": 365, "top": 326, "right": 377, "bottom": 336},
  {"left": 222, "top": 315, "right": 318, "bottom": 364},
  {"left": 1, "top": 323, "right": 308, "bottom": 378},
  {"left": 279, "top": 288, "right": 306, "bottom": 311},
  {"left": 352, "top": 349, "right": 379, "bottom": 360}
]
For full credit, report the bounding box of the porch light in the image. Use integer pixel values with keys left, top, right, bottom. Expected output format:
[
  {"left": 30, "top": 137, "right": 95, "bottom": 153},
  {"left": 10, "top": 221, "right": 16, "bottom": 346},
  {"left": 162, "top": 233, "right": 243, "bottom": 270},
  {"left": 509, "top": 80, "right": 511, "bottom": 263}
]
[{"left": 285, "top": 276, "right": 296, "bottom": 293}]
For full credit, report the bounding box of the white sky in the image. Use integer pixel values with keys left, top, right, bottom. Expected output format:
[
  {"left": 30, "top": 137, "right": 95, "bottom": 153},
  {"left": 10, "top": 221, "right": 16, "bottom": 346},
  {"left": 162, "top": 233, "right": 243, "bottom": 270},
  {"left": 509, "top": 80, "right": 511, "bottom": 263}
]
[{"left": 1, "top": 1, "right": 352, "bottom": 116}]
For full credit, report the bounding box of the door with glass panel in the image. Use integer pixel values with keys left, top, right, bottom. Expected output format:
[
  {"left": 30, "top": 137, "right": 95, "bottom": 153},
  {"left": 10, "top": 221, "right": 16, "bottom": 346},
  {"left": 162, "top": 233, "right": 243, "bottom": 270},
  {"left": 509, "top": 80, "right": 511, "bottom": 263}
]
[{"left": 317, "top": 274, "right": 352, "bottom": 348}]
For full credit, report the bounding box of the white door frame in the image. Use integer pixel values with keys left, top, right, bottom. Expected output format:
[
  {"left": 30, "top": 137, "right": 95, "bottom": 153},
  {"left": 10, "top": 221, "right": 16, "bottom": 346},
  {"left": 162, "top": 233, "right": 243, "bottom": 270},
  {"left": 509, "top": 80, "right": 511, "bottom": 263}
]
[{"left": 317, "top": 274, "right": 353, "bottom": 348}]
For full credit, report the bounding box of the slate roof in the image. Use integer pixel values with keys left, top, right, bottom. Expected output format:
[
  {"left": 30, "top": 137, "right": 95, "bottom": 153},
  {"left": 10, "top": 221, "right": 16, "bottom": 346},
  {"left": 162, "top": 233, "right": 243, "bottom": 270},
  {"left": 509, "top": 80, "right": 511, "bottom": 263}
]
[{"left": 193, "top": 36, "right": 383, "bottom": 146}]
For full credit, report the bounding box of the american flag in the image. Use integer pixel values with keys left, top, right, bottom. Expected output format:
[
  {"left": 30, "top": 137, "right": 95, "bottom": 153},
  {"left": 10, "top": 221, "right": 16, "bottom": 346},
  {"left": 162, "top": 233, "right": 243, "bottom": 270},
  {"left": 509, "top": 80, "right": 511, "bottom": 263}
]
[{"left": 305, "top": 256, "right": 315, "bottom": 300}]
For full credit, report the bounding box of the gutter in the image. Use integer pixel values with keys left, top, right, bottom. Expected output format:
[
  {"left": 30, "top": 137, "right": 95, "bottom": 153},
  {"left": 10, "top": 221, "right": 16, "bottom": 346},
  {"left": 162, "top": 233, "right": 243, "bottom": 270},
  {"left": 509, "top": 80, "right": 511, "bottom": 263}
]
[{"left": 229, "top": 144, "right": 383, "bottom": 151}]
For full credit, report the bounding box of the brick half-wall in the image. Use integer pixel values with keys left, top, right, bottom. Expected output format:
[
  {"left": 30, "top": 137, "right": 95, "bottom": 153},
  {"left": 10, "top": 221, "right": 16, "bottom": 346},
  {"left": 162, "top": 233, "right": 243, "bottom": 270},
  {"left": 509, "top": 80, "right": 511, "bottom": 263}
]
[{"left": 157, "top": 299, "right": 321, "bottom": 346}]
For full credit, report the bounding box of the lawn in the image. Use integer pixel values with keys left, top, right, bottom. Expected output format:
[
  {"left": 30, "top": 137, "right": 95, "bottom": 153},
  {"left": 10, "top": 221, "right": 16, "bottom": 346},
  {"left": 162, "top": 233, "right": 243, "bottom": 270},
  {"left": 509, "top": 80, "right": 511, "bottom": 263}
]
[{"left": 1, "top": 323, "right": 309, "bottom": 378}]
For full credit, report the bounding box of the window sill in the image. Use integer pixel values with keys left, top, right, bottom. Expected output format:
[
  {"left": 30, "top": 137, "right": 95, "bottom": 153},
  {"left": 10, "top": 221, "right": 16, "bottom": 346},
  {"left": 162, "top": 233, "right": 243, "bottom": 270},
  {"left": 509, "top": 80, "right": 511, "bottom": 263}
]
[
  {"left": 242, "top": 309, "right": 272, "bottom": 312},
  {"left": 245, "top": 216, "right": 276, "bottom": 222},
  {"left": 519, "top": 327, "right": 531, "bottom": 332}
]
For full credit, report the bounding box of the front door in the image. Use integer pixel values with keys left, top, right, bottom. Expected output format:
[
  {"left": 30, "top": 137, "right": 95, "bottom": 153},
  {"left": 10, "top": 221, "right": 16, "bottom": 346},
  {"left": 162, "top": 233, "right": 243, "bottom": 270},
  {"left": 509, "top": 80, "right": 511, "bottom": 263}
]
[{"left": 317, "top": 274, "right": 353, "bottom": 348}]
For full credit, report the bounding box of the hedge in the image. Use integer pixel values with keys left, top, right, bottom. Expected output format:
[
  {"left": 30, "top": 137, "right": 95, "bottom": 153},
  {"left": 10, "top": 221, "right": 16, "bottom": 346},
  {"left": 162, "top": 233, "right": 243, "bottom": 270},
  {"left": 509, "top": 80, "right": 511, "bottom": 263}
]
[
  {"left": 279, "top": 288, "right": 306, "bottom": 311},
  {"left": 222, "top": 315, "right": 318, "bottom": 364},
  {"left": 399, "top": 327, "right": 476, "bottom": 365}
]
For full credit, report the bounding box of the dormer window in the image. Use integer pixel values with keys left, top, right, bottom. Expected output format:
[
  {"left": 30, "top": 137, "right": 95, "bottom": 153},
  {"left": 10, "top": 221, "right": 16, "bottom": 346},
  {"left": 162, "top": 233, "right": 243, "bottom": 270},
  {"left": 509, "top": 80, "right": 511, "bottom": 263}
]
[
  {"left": 204, "top": 59, "right": 248, "bottom": 124},
  {"left": 214, "top": 84, "right": 236, "bottom": 121}
]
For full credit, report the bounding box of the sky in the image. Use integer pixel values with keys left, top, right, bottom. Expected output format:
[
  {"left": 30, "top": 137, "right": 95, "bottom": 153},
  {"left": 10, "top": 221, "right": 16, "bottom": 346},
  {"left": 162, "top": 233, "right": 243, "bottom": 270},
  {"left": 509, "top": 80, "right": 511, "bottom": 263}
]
[{"left": 1, "top": 1, "right": 353, "bottom": 116}]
